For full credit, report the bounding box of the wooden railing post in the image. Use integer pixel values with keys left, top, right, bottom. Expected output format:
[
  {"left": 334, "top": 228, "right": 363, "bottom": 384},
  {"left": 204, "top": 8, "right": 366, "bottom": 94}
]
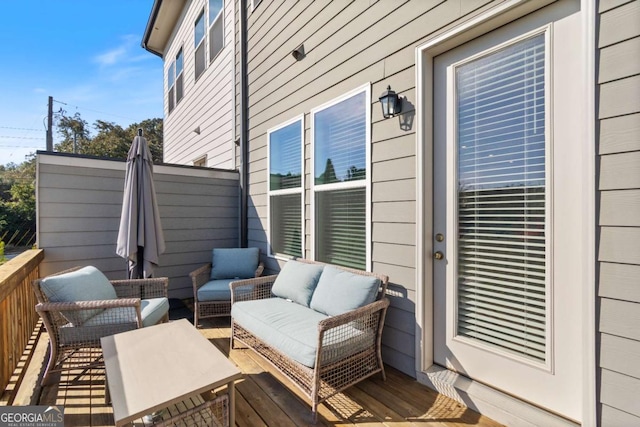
[{"left": 0, "top": 249, "right": 45, "bottom": 396}]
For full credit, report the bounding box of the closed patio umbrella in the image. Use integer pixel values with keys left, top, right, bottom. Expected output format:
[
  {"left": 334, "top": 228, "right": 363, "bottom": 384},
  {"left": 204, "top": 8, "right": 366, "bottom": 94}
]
[{"left": 116, "top": 129, "right": 165, "bottom": 279}]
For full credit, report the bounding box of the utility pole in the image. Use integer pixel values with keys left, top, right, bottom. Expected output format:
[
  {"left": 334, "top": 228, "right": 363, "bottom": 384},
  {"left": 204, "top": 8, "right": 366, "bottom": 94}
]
[{"left": 46, "top": 96, "right": 53, "bottom": 151}]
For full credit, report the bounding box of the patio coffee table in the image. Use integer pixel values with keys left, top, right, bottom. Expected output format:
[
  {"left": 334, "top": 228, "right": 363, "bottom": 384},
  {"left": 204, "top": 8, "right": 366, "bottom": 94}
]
[{"left": 101, "top": 318, "right": 241, "bottom": 426}]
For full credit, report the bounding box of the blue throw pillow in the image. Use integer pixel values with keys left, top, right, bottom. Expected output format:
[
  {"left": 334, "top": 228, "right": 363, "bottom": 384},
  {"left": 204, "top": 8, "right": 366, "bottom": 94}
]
[
  {"left": 211, "top": 247, "right": 260, "bottom": 279},
  {"left": 271, "top": 260, "right": 324, "bottom": 307},
  {"left": 39, "top": 266, "right": 117, "bottom": 325},
  {"left": 310, "top": 266, "right": 381, "bottom": 316}
]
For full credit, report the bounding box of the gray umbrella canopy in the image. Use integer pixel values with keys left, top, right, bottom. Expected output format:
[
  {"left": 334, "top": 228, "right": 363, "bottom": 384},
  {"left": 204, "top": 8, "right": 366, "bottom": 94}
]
[{"left": 116, "top": 132, "right": 165, "bottom": 279}]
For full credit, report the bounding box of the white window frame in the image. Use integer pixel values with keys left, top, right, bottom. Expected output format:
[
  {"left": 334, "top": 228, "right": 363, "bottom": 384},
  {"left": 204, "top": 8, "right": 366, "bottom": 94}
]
[
  {"left": 209, "top": 0, "right": 225, "bottom": 63},
  {"left": 193, "top": 154, "right": 207, "bottom": 167},
  {"left": 267, "top": 114, "right": 305, "bottom": 260},
  {"left": 175, "top": 48, "right": 184, "bottom": 105},
  {"left": 167, "top": 47, "right": 184, "bottom": 114},
  {"left": 444, "top": 27, "right": 552, "bottom": 369},
  {"left": 167, "top": 59, "right": 176, "bottom": 114},
  {"left": 310, "top": 83, "right": 372, "bottom": 270},
  {"left": 194, "top": 9, "right": 206, "bottom": 80}
]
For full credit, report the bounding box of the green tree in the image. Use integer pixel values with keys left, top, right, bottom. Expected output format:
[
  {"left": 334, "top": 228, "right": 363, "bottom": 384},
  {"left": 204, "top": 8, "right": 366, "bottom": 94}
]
[
  {"left": 0, "top": 156, "right": 36, "bottom": 247},
  {"left": 54, "top": 112, "right": 164, "bottom": 164},
  {"left": 54, "top": 112, "right": 91, "bottom": 154}
]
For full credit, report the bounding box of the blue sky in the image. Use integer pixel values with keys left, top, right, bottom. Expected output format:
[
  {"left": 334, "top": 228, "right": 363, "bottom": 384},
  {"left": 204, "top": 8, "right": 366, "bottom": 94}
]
[{"left": 0, "top": 1, "right": 163, "bottom": 166}]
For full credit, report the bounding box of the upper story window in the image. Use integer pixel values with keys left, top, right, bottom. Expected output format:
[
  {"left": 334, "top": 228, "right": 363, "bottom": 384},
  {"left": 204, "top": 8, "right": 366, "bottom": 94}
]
[
  {"left": 167, "top": 48, "right": 184, "bottom": 114},
  {"left": 209, "top": 0, "right": 224, "bottom": 62},
  {"left": 193, "top": 155, "right": 207, "bottom": 167},
  {"left": 268, "top": 116, "right": 304, "bottom": 259},
  {"left": 194, "top": 10, "right": 206, "bottom": 80},
  {"left": 311, "top": 85, "right": 371, "bottom": 270}
]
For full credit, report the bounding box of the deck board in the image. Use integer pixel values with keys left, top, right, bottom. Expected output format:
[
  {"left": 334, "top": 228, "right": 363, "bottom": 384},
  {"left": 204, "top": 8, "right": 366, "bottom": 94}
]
[{"left": 27, "top": 317, "right": 502, "bottom": 427}]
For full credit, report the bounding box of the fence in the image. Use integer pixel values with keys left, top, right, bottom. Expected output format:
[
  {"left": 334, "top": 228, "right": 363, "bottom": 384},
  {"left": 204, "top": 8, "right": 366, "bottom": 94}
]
[{"left": 0, "top": 249, "right": 44, "bottom": 398}]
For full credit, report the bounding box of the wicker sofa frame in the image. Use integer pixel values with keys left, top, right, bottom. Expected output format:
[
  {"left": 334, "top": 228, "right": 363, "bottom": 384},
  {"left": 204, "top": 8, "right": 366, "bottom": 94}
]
[
  {"left": 189, "top": 255, "right": 264, "bottom": 327},
  {"left": 230, "top": 259, "right": 389, "bottom": 420},
  {"left": 33, "top": 267, "right": 169, "bottom": 385}
]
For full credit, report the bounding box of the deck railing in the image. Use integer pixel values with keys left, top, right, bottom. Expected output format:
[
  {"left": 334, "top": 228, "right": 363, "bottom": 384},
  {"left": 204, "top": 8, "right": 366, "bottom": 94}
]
[{"left": 0, "top": 249, "right": 44, "bottom": 396}]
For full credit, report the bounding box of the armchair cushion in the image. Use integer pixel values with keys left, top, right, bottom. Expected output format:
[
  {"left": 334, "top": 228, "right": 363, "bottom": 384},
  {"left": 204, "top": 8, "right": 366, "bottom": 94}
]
[
  {"left": 82, "top": 297, "right": 169, "bottom": 328},
  {"left": 39, "top": 266, "right": 117, "bottom": 325},
  {"left": 140, "top": 297, "right": 170, "bottom": 326},
  {"left": 310, "top": 266, "right": 381, "bottom": 316},
  {"left": 211, "top": 248, "right": 260, "bottom": 280},
  {"left": 271, "top": 260, "right": 324, "bottom": 307},
  {"left": 197, "top": 279, "right": 234, "bottom": 301}
]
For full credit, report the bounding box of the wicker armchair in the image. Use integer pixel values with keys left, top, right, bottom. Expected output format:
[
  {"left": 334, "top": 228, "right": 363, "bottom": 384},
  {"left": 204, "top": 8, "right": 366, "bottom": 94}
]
[
  {"left": 230, "top": 259, "right": 389, "bottom": 421},
  {"left": 33, "top": 266, "right": 169, "bottom": 385},
  {"left": 190, "top": 247, "right": 264, "bottom": 327}
]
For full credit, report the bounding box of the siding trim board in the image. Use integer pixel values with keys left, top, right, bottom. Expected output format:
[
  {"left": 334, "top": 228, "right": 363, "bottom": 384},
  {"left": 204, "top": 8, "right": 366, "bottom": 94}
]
[
  {"left": 415, "top": 0, "right": 596, "bottom": 425},
  {"left": 598, "top": 0, "right": 640, "bottom": 424}
]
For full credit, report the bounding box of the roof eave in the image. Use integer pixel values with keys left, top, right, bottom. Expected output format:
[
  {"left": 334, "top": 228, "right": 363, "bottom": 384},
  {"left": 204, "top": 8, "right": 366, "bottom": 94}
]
[{"left": 141, "top": 0, "right": 164, "bottom": 57}]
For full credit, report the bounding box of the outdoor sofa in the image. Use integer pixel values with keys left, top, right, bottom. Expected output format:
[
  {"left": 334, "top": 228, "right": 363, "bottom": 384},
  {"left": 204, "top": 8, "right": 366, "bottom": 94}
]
[{"left": 230, "top": 259, "right": 389, "bottom": 420}]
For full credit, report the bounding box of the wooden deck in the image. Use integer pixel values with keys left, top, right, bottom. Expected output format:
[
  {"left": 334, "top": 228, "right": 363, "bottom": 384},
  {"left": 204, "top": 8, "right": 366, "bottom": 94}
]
[{"left": 21, "top": 317, "right": 502, "bottom": 427}]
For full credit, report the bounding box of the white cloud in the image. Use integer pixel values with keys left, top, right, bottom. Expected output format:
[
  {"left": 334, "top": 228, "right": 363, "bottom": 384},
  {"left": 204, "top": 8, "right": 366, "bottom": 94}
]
[
  {"left": 93, "top": 34, "right": 140, "bottom": 67},
  {"left": 95, "top": 46, "right": 128, "bottom": 66}
]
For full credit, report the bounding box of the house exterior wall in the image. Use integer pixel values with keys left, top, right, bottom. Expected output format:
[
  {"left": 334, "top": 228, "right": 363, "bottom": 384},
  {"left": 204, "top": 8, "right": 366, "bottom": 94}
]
[
  {"left": 162, "top": 0, "right": 236, "bottom": 169},
  {"left": 597, "top": 0, "right": 640, "bottom": 424},
  {"left": 238, "top": 0, "right": 508, "bottom": 377},
  {"left": 36, "top": 153, "right": 239, "bottom": 299}
]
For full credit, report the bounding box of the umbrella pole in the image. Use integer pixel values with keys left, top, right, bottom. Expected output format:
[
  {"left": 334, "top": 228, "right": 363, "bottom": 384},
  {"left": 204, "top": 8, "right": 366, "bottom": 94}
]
[{"left": 137, "top": 248, "right": 146, "bottom": 298}]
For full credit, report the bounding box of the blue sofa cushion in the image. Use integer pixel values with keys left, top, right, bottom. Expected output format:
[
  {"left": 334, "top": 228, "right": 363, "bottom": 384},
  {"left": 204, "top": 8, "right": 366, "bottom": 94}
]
[
  {"left": 83, "top": 297, "right": 169, "bottom": 328},
  {"left": 197, "top": 279, "right": 234, "bottom": 301},
  {"left": 39, "top": 266, "right": 117, "bottom": 325},
  {"left": 232, "top": 298, "right": 328, "bottom": 367},
  {"left": 310, "top": 266, "right": 381, "bottom": 316},
  {"left": 211, "top": 248, "right": 260, "bottom": 279},
  {"left": 271, "top": 260, "right": 324, "bottom": 307},
  {"left": 232, "top": 298, "right": 374, "bottom": 368}
]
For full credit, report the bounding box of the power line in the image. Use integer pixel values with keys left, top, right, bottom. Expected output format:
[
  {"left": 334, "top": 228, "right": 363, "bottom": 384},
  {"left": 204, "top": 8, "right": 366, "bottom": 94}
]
[
  {"left": 54, "top": 99, "right": 136, "bottom": 121},
  {"left": 0, "top": 136, "right": 45, "bottom": 140},
  {"left": 0, "top": 145, "right": 41, "bottom": 149},
  {"left": 0, "top": 126, "right": 42, "bottom": 132}
]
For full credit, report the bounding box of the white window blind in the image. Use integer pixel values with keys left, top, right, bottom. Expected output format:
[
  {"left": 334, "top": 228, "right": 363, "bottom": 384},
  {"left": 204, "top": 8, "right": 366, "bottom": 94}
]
[
  {"left": 209, "top": 0, "right": 224, "bottom": 62},
  {"left": 167, "top": 61, "right": 175, "bottom": 113},
  {"left": 269, "top": 119, "right": 303, "bottom": 258},
  {"left": 315, "top": 188, "right": 366, "bottom": 269},
  {"left": 175, "top": 49, "right": 184, "bottom": 104},
  {"left": 313, "top": 90, "right": 368, "bottom": 270},
  {"left": 195, "top": 11, "right": 206, "bottom": 80},
  {"left": 455, "top": 34, "right": 547, "bottom": 362}
]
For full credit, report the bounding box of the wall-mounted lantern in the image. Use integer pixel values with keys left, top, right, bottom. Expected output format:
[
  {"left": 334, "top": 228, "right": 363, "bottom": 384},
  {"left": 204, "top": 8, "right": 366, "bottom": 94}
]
[{"left": 379, "top": 85, "right": 402, "bottom": 119}]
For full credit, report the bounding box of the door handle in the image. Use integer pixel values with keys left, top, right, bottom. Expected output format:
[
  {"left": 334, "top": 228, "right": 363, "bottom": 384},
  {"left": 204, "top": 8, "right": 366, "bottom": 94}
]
[{"left": 434, "top": 251, "right": 444, "bottom": 260}]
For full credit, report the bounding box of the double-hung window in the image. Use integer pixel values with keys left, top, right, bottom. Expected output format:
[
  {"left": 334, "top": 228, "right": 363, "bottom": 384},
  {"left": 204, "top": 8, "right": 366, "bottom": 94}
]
[
  {"left": 311, "top": 85, "right": 371, "bottom": 270},
  {"left": 268, "top": 117, "right": 304, "bottom": 259},
  {"left": 194, "top": 10, "right": 206, "bottom": 80},
  {"left": 208, "top": 0, "right": 224, "bottom": 62},
  {"left": 167, "top": 48, "right": 184, "bottom": 113}
]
